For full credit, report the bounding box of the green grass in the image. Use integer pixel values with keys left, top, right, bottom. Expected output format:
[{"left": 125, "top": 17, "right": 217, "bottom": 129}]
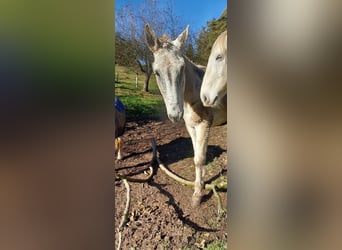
[
  {"left": 182, "top": 240, "right": 227, "bottom": 250},
  {"left": 205, "top": 241, "right": 227, "bottom": 250},
  {"left": 114, "top": 65, "right": 166, "bottom": 120}
]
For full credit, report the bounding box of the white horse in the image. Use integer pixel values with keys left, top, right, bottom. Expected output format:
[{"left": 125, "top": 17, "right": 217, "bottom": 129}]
[
  {"left": 200, "top": 31, "right": 227, "bottom": 107},
  {"left": 144, "top": 24, "right": 227, "bottom": 206}
]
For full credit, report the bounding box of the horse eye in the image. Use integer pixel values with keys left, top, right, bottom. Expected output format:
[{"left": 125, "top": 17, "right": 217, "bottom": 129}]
[
  {"left": 216, "top": 54, "right": 223, "bottom": 61},
  {"left": 154, "top": 71, "right": 160, "bottom": 77}
]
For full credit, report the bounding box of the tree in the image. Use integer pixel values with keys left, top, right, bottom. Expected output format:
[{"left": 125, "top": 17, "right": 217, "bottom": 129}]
[
  {"left": 115, "top": 33, "right": 137, "bottom": 67},
  {"left": 196, "top": 8, "right": 228, "bottom": 65},
  {"left": 115, "top": 0, "right": 188, "bottom": 92},
  {"left": 185, "top": 43, "right": 196, "bottom": 62}
]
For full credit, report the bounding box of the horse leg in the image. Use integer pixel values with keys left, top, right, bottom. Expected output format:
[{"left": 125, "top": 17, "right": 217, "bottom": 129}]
[
  {"left": 184, "top": 124, "right": 200, "bottom": 206},
  {"left": 115, "top": 137, "right": 123, "bottom": 160},
  {"left": 187, "top": 121, "right": 210, "bottom": 207}
]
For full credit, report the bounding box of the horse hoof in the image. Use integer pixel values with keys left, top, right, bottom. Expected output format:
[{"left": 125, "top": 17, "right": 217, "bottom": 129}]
[
  {"left": 191, "top": 195, "right": 202, "bottom": 207},
  {"left": 117, "top": 153, "right": 123, "bottom": 160}
]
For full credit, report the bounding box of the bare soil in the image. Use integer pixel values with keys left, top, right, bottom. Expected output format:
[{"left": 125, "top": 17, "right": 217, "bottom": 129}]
[{"left": 115, "top": 117, "right": 227, "bottom": 249}]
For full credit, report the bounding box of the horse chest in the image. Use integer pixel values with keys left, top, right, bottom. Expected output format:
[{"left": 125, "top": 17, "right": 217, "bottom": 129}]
[{"left": 183, "top": 102, "right": 212, "bottom": 127}]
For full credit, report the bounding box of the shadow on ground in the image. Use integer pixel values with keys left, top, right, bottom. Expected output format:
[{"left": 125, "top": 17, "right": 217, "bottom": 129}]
[{"left": 157, "top": 137, "right": 226, "bottom": 166}]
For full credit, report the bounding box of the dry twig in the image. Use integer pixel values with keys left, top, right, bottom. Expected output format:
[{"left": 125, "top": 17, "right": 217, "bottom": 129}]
[
  {"left": 115, "top": 137, "right": 227, "bottom": 249},
  {"left": 117, "top": 178, "right": 130, "bottom": 250},
  {"left": 115, "top": 141, "right": 155, "bottom": 250},
  {"left": 151, "top": 138, "right": 227, "bottom": 215}
]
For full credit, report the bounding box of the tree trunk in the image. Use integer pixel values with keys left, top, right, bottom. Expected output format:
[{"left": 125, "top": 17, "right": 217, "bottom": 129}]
[
  {"left": 143, "top": 71, "right": 152, "bottom": 92},
  {"left": 137, "top": 58, "right": 152, "bottom": 92}
]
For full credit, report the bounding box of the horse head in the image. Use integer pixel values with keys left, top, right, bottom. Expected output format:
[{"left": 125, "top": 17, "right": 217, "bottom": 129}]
[
  {"left": 200, "top": 31, "right": 227, "bottom": 107},
  {"left": 144, "top": 24, "right": 189, "bottom": 122}
]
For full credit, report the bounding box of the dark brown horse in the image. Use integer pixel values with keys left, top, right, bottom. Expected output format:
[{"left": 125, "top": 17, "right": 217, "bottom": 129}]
[{"left": 115, "top": 97, "right": 126, "bottom": 160}]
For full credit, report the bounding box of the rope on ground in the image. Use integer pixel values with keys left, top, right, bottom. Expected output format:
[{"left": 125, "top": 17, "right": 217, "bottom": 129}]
[
  {"left": 151, "top": 138, "right": 227, "bottom": 216},
  {"left": 116, "top": 166, "right": 154, "bottom": 183},
  {"left": 115, "top": 137, "right": 227, "bottom": 249},
  {"left": 115, "top": 140, "right": 156, "bottom": 250},
  {"left": 117, "top": 178, "right": 130, "bottom": 250}
]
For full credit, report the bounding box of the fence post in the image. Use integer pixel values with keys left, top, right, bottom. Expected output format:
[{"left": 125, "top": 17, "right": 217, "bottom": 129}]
[{"left": 135, "top": 73, "right": 138, "bottom": 88}]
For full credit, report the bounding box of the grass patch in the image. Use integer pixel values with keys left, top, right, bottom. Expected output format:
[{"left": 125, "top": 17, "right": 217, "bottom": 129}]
[
  {"left": 115, "top": 65, "right": 166, "bottom": 120},
  {"left": 182, "top": 240, "right": 227, "bottom": 250},
  {"left": 205, "top": 241, "right": 227, "bottom": 250}
]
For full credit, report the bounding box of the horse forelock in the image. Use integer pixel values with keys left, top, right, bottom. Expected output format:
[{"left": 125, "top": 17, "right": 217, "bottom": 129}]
[
  {"left": 213, "top": 31, "right": 227, "bottom": 53},
  {"left": 157, "top": 34, "right": 171, "bottom": 49},
  {"left": 160, "top": 33, "right": 170, "bottom": 43},
  {"left": 157, "top": 34, "right": 186, "bottom": 53}
]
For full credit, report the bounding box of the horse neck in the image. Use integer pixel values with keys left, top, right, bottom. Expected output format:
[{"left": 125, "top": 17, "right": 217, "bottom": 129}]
[{"left": 183, "top": 56, "right": 203, "bottom": 106}]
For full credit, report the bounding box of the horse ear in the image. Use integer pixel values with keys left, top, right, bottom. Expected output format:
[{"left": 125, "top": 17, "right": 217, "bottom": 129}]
[
  {"left": 144, "top": 24, "right": 161, "bottom": 52},
  {"left": 173, "top": 25, "right": 189, "bottom": 50}
]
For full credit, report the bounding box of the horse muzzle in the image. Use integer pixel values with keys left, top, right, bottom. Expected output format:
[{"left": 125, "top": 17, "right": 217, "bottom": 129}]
[
  {"left": 167, "top": 111, "right": 183, "bottom": 122},
  {"left": 201, "top": 93, "right": 219, "bottom": 107}
]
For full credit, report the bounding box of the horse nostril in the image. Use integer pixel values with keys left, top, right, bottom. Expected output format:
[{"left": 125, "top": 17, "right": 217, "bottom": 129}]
[
  {"left": 202, "top": 95, "right": 208, "bottom": 104},
  {"left": 213, "top": 95, "right": 218, "bottom": 104}
]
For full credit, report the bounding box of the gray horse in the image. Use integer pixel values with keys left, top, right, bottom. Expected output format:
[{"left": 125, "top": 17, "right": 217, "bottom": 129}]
[{"left": 144, "top": 24, "right": 227, "bottom": 206}]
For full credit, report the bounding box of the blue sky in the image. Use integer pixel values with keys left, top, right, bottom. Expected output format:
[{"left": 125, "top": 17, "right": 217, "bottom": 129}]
[{"left": 115, "top": 0, "right": 227, "bottom": 34}]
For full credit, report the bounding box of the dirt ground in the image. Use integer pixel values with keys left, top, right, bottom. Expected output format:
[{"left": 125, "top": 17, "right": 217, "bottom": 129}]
[{"left": 115, "top": 117, "right": 227, "bottom": 249}]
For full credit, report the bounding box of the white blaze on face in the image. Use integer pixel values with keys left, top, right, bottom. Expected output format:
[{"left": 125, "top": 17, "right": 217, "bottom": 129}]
[
  {"left": 144, "top": 24, "right": 189, "bottom": 123},
  {"left": 152, "top": 48, "right": 185, "bottom": 122},
  {"left": 201, "top": 31, "right": 227, "bottom": 107}
]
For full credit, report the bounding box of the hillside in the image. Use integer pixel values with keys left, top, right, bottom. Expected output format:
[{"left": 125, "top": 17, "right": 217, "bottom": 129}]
[{"left": 114, "top": 65, "right": 166, "bottom": 120}]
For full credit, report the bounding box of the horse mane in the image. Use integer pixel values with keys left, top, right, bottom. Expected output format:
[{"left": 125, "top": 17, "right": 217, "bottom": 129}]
[
  {"left": 158, "top": 34, "right": 173, "bottom": 49},
  {"left": 157, "top": 32, "right": 206, "bottom": 79},
  {"left": 193, "top": 63, "right": 205, "bottom": 79},
  {"left": 159, "top": 33, "right": 170, "bottom": 43},
  {"left": 183, "top": 55, "right": 205, "bottom": 79}
]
